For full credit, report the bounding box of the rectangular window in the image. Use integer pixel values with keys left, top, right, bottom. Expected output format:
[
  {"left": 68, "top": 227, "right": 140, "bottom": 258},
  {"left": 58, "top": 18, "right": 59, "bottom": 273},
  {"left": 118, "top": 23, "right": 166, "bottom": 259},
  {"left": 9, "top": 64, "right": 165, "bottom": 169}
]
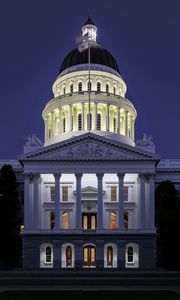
[
  {"left": 110, "top": 212, "right": 117, "bottom": 229},
  {"left": 62, "top": 186, "right": 68, "bottom": 202},
  {"left": 62, "top": 212, "right": 69, "bottom": 229},
  {"left": 50, "top": 186, "right": 55, "bottom": 202},
  {"left": 111, "top": 186, "right": 117, "bottom": 201},
  {"left": 124, "top": 186, "right": 129, "bottom": 202}
]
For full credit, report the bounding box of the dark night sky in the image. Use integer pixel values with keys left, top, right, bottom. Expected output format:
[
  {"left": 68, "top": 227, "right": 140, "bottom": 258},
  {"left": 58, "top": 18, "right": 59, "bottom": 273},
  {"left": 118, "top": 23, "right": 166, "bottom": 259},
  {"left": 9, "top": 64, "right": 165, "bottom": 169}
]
[{"left": 0, "top": 0, "right": 180, "bottom": 159}]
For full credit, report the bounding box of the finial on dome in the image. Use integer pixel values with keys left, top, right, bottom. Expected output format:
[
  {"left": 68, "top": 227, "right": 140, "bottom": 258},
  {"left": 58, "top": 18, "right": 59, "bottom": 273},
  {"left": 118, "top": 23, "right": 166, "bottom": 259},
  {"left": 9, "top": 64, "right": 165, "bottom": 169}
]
[{"left": 84, "top": 14, "right": 95, "bottom": 26}]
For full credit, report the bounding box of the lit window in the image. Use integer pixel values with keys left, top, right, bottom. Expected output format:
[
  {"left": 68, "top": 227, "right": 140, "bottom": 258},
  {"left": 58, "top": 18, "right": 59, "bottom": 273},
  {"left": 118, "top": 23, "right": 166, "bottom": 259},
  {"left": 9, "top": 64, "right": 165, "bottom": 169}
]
[
  {"left": 62, "top": 212, "right": 69, "bottom": 229},
  {"left": 111, "top": 186, "right": 117, "bottom": 201},
  {"left": 66, "top": 246, "right": 72, "bottom": 266},
  {"left": 63, "top": 117, "right": 66, "bottom": 133},
  {"left": 110, "top": 212, "right": 117, "bottom": 229},
  {"left": 91, "top": 215, "right": 96, "bottom": 230},
  {"left": 113, "top": 117, "right": 117, "bottom": 133},
  {"left": 97, "top": 82, "right": 101, "bottom": 92},
  {"left": 62, "top": 186, "right": 68, "bottom": 202},
  {"left": 97, "top": 113, "right": 101, "bottom": 130},
  {"left": 107, "top": 246, "right": 113, "bottom": 266},
  {"left": 87, "top": 113, "right": 92, "bottom": 130},
  {"left": 87, "top": 81, "right": 91, "bottom": 92},
  {"left": 70, "top": 84, "right": 73, "bottom": 93},
  {"left": 78, "top": 82, "right": 82, "bottom": 92},
  {"left": 50, "top": 186, "right": 55, "bottom": 201},
  {"left": 106, "top": 84, "right": 109, "bottom": 93},
  {"left": 45, "top": 246, "right": 52, "bottom": 263},
  {"left": 127, "top": 246, "right": 134, "bottom": 263},
  {"left": 124, "top": 211, "right": 128, "bottom": 229},
  {"left": 113, "top": 87, "right": 116, "bottom": 94},
  {"left": 50, "top": 211, "right": 55, "bottom": 229},
  {"left": 83, "top": 214, "right": 96, "bottom": 230},
  {"left": 83, "top": 215, "right": 88, "bottom": 230},
  {"left": 63, "top": 87, "right": 66, "bottom": 94},
  {"left": 78, "top": 114, "right": 82, "bottom": 130},
  {"left": 83, "top": 246, "right": 96, "bottom": 267},
  {"left": 20, "top": 224, "right": 24, "bottom": 234}
]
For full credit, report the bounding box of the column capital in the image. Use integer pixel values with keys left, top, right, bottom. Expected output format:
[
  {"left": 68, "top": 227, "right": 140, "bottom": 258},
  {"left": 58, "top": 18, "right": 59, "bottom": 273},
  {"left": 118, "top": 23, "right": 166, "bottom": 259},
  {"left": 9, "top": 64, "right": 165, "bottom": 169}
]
[
  {"left": 125, "top": 110, "right": 128, "bottom": 115},
  {"left": 53, "top": 173, "right": 62, "bottom": 180},
  {"left": 75, "top": 173, "right": 83, "bottom": 179},
  {"left": 96, "top": 173, "right": 104, "bottom": 179},
  {"left": 117, "top": 173, "right": 125, "bottom": 179}
]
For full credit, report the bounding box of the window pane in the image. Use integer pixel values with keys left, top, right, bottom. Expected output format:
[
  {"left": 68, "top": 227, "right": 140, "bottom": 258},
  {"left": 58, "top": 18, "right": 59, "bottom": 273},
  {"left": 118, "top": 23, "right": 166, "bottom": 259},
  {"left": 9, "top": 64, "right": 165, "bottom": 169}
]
[
  {"left": 70, "top": 84, "right": 73, "bottom": 93},
  {"left": 62, "top": 186, "right": 68, "bottom": 202},
  {"left": 91, "top": 247, "right": 95, "bottom": 262},
  {"left": 87, "top": 81, "right": 91, "bottom": 92},
  {"left": 50, "top": 186, "right": 55, "bottom": 201},
  {"left": 66, "top": 246, "right": 72, "bottom": 266},
  {"left": 113, "top": 117, "right": 117, "bottom": 133},
  {"left": 124, "top": 186, "right": 129, "bottom": 201},
  {"left": 87, "top": 113, "right": 92, "bottom": 130},
  {"left": 78, "top": 82, "right": 82, "bottom": 92},
  {"left": 124, "top": 211, "right": 128, "bottom": 229},
  {"left": 97, "top": 82, "right": 101, "bottom": 92},
  {"left": 78, "top": 114, "right": 82, "bottom": 131},
  {"left": 127, "top": 246, "right": 134, "bottom": 262},
  {"left": 83, "top": 247, "right": 88, "bottom": 262},
  {"left": 83, "top": 215, "right": 88, "bottom": 230},
  {"left": 110, "top": 212, "right": 117, "bottom": 229},
  {"left": 106, "top": 84, "right": 109, "bottom": 93},
  {"left": 63, "top": 118, "right": 66, "bottom": 132},
  {"left": 111, "top": 186, "right": 117, "bottom": 201},
  {"left": 50, "top": 211, "right": 55, "bottom": 229},
  {"left": 107, "top": 246, "right": 113, "bottom": 266},
  {"left": 46, "top": 246, "right": 52, "bottom": 263},
  {"left": 62, "top": 212, "right": 69, "bottom": 229},
  {"left": 97, "top": 114, "right": 101, "bottom": 130},
  {"left": 91, "top": 215, "right": 96, "bottom": 229}
]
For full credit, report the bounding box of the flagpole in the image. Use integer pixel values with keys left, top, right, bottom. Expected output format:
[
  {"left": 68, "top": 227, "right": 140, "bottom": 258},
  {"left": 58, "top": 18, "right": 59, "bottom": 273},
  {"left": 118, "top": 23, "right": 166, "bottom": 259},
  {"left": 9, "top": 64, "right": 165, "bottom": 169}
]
[{"left": 88, "top": 42, "right": 91, "bottom": 132}]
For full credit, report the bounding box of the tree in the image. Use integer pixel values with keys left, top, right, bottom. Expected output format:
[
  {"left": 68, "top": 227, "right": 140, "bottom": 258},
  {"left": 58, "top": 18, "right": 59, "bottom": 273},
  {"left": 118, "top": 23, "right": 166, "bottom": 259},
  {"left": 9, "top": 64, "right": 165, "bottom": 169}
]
[
  {"left": 155, "top": 180, "right": 180, "bottom": 270},
  {"left": 0, "top": 165, "right": 22, "bottom": 269}
]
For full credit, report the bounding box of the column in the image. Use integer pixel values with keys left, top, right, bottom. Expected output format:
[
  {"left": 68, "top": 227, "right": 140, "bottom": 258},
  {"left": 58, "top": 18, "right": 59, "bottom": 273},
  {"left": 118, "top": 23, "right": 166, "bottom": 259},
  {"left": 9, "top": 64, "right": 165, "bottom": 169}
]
[
  {"left": 54, "top": 173, "right": 61, "bottom": 230},
  {"left": 148, "top": 174, "right": 155, "bottom": 229},
  {"left": 81, "top": 102, "right": 85, "bottom": 130},
  {"left": 139, "top": 174, "right": 146, "bottom": 228},
  {"left": 45, "top": 116, "right": 48, "bottom": 140},
  {"left": 117, "top": 173, "right": 125, "bottom": 229},
  {"left": 69, "top": 104, "right": 72, "bottom": 132},
  {"left": 118, "top": 107, "right": 121, "bottom": 134},
  {"left": 33, "top": 174, "right": 41, "bottom": 229},
  {"left": 130, "top": 115, "right": 133, "bottom": 139},
  {"left": 51, "top": 111, "right": 55, "bottom": 137},
  {"left": 75, "top": 173, "right": 82, "bottom": 229},
  {"left": 58, "top": 107, "right": 62, "bottom": 134},
  {"left": 106, "top": 104, "right": 110, "bottom": 131},
  {"left": 24, "top": 174, "right": 31, "bottom": 230},
  {"left": 94, "top": 102, "right": 97, "bottom": 130},
  {"left": 96, "top": 173, "right": 104, "bottom": 229},
  {"left": 132, "top": 118, "right": 135, "bottom": 140},
  {"left": 124, "top": 110, "right": 128, "bottom": 136}
]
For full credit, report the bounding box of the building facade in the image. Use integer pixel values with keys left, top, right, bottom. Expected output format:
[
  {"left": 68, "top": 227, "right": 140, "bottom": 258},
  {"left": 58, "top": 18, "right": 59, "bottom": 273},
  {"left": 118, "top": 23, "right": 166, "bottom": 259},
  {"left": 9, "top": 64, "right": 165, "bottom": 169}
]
[{"left": 1, "top": 17, "right": 180, "bottom": 270}]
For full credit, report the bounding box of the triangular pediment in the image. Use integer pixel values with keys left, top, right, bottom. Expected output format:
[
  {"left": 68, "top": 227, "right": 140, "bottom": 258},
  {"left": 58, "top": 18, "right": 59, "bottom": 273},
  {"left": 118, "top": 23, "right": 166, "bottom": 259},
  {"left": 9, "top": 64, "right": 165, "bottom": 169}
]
[{"left": 19, "top": 133, "right": 159, "bottom": 163}]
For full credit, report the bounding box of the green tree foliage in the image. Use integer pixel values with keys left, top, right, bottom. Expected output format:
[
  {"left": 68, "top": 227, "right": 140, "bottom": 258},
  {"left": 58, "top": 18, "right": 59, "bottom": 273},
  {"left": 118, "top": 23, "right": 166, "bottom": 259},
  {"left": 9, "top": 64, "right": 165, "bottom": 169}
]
[
  {"left": 155, "top": 180, "right": 180, "bottom": 270},
  {"left": 0, "top": 165, "right": 22, "bottom": 269}
]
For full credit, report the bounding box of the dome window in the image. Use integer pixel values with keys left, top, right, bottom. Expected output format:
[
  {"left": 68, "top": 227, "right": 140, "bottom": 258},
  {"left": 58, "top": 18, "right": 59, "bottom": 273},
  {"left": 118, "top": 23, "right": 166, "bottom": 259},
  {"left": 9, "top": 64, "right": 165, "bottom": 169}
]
[
  {"left": 78, "top": 82, "right": 82, "bottom": 92},
  {"left": 70, "top": 84, "right": 73, "bottom": 93},
  {"left": 97, "top": 113, "right": 101, "bottom": 130},
  {"left": 113, "top": 87, "right": 116, "bottom": 94},
  {"left": 113, "top": 117, "right": 117, "bottom": 133},
  {"left": 63, "top": 87, "right": 66, "bottom": 95},
  {"left": 106, "top": 84, "right": 109, "bottom": 93},
  {"left": 97, "top": 82, "right": 101, "bottom": 93},
  {"left": 63, "top": 117, "right": 66, "bottom": 133},
  {"left": 87, "top": 82, "right": 92, "bottom": 92},
  {"left": 87, "top": 113, "right": 92, "bottom": 130},
  {"left": 78, "top": 114, "right": 82, "bottom": 131}
]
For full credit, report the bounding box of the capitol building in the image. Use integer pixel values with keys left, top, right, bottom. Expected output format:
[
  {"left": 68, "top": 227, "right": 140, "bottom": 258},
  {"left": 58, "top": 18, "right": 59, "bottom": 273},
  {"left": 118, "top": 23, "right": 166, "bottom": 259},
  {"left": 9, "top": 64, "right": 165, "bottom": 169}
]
[{"left": 1, "top": 17, "right": 180, "bottom": 270}]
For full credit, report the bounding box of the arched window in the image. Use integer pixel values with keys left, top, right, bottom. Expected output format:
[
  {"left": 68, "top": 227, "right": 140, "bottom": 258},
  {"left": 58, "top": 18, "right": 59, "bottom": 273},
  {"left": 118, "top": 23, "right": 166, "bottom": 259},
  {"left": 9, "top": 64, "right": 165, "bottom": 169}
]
[
  {"left": 70, "top": 83, "right": 73, "bottom": 93},
  {"left": 78, "top": 82, "right": 82, "bottom": 92},
  {"left": 66, "top": 246, "right": 72, "bottom": 267},
  {"left": 50, "top": 211, "right": 55, "bottom": 229},
  {"left": 63, "top": 87, "right": 66, "bottom": 94},
  {"left": 127, "top": 246, "right": 134, "bottom": 263},
  {"left": 106, "top": 84, "right": 109, "bottom": 93},
  {"left": 45, "top": 246, "right": 52, "bottom": 263},
  {"left": 113, "top": 117, "right": 117, "bottom": 133},
  {"left": 97, "top": 113, "right": 101, "bottom": 130},
  {"left": 87, "top": 113, "right": 92, "bottom": 130},
  {"left": 110, "top": 212, "right": 117, "bottom": 229},
  {"left": 125, "top": 243, "right": 139, "bottom": 268},
  {"left": 63, "top": 117, "right": 66, "bottom": 133},
  {"left": 113, "top": 87, "right": 116, "bottom": 94},
  {"left": 62, "top": 212, "right": 69, "bottom": 229},
  {"left": 97, "top": 82, "right": 101, "bottom": 92},
  {"left": 87, "top": 81, "right": 92, "bottom": 92},
  {"left": 83, "top": 245, "right": 96, "bottom": 267},
  {"left": 78, "top": 114, "right": 82, "bottom": 131},
  {"left": 107, "top": 246, "right": 113, "bottom": 266}
]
